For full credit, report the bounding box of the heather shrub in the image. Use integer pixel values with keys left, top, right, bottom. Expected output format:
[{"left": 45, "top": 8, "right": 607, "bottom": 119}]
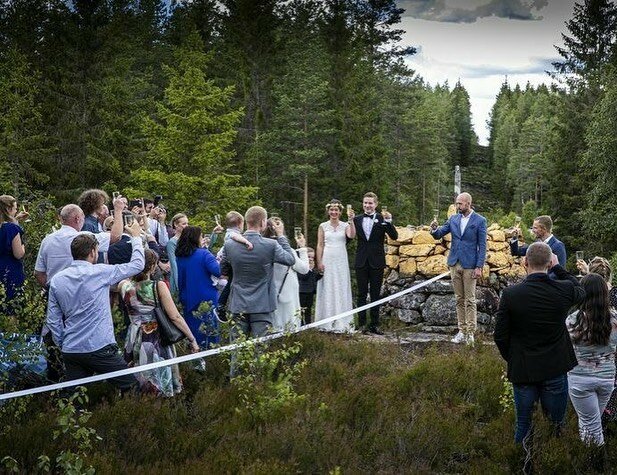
[{"left": 1, "top": 333, "right": 617, "bottom": 473}]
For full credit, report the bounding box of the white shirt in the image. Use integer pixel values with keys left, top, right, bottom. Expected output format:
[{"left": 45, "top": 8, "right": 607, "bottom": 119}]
[
  {"left": 543, "top": 234, "right": 554, "bottom": 243},
  {"left": 34, "top": 225, "right": 112, "bottom": 281},
  {"left": 362, "top": 214, "right": 376, "bottom": 238},
  {"left": 460, "top": 210, "right": 474, "bottom": 235},
  {"left": 148, "top": 218, "right": 169, "bottom": 246}
]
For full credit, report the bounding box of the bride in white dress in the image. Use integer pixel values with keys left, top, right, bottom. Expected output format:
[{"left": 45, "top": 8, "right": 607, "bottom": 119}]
[{"left": 315, "top": 200, "right": 356, "bottom": 332}]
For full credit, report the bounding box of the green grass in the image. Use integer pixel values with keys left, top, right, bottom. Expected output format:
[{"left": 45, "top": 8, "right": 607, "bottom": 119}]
[{"left": 0, "top": 332, "right": 613, "bottom": 473}]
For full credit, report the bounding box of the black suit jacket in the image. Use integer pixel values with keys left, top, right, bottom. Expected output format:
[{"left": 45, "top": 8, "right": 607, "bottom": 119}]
[
  {"left": 494, "top": 265, "right": 585, "bottom": 384},
  {"left": 354, "top": 214, "right": 398, "bottom": 269}
]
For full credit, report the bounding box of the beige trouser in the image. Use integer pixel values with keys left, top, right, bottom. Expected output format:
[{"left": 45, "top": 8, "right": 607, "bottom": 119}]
[{"left": 450, "top": 262, "right": 477, "bottom": 335}]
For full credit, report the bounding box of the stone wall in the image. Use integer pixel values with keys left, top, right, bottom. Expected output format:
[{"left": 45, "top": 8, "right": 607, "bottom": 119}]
[{"left": 381, "top": 217, "right": 526, "bottom": 333}]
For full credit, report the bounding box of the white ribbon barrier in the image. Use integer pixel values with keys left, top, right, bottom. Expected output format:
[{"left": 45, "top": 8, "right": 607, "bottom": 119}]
[{"left": 0, "top": 272, "right": 449, "bottom": 402}]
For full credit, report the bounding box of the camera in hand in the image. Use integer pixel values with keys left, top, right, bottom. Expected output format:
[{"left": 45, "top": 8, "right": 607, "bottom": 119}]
[{"left": 154, "top": 195, "right": 163, "bottom": 206}]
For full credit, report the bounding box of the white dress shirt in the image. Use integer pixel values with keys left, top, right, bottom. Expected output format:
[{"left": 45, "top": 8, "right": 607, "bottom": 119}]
[
  {"left": 34, "top": 225, "right": 112, "bottom": 281},
  {"left": 460, "top": 210, "right": 474, "bottom": 235}
]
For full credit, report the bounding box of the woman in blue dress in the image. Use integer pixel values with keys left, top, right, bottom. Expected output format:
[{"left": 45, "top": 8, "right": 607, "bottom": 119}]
[
  {"left": 175, "top": 225, "right": 221, "bottom": 347},
  {"left": 0, "top": 195, "right": 27, "bottom": 310}
]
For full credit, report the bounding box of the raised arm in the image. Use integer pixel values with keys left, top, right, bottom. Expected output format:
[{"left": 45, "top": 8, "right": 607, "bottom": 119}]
[
  {"left": 430, "top": 218, "right": 451, "bottom": 239},
  {"left": 107, "top": 224, "right": 146, "bottom": 285},
  {"left": 292, "top": 246, "right": 310, "bottom": 275}
]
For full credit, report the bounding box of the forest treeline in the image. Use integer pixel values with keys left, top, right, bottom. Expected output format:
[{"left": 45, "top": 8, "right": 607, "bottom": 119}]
[
  {"left": 487, "top": 0, "right": 617, "bottom": 258},
  {"left": 1, "top": 0, "right": 617, "bottom": 258},
  {"left": 0, "top": 0, "right": 475, "bottom": 232}
]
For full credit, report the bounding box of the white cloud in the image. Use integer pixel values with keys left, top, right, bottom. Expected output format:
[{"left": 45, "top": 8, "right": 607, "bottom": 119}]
[{"left": 399, "top": 0, "right": 577, "bottom": 144}]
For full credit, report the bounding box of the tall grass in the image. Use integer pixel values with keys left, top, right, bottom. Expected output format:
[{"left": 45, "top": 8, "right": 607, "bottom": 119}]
[{"left": 0, "top": 333, "right": 611, "bottom": 473}]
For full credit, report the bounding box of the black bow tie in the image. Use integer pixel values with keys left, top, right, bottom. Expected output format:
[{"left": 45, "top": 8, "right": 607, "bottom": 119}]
[{"left": 364, "top": 213, "right": 375, "bottom": 219}]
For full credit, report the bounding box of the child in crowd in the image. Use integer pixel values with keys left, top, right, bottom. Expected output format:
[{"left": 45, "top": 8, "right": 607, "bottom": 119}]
[
  {"left": 298, "top": 247, "right": 322, "bottom": 324},
  {"left": 216, "top": 211, "right": 253, "bottom": 317}
]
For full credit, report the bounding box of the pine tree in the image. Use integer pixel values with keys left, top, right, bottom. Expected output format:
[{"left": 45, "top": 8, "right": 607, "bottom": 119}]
[
  {"left": 0, "top": 47, "right": 47, "bottom": 194},
  {"left": 139, "top": 31, "right": 256, "bottom": 223}
]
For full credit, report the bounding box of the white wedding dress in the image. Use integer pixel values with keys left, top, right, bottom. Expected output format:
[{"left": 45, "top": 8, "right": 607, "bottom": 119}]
[{"left": 315, "top": 221, "right": 354, "bottom": 332}]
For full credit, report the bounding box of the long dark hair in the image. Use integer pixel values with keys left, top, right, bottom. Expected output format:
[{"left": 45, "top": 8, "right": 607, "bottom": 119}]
[
  {"left": 572, "top": 273, "right": 612, "bottom": 346},
  {"left": 175, "top": 225, "right": 202, "bottom": 257}
]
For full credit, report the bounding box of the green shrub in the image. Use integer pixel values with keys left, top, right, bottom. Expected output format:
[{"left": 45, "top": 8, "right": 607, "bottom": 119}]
[{"left": 1, "top": 333, "right": 614, "bottom": 473}]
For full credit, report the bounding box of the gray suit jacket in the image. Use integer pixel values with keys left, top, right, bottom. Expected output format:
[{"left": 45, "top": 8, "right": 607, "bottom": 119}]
[{"left": 224, "top": 231, "right": 296, "bottom": 314}]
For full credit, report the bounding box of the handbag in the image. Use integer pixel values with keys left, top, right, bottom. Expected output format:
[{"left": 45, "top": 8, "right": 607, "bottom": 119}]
[{"left": 152, "top": 281, "right": 185, "bottom": 346}]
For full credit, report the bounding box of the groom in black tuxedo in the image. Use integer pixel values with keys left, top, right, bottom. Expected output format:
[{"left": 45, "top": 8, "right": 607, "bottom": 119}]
[{"left": 353, "top": 192, "right": 398, "bottom": 334}]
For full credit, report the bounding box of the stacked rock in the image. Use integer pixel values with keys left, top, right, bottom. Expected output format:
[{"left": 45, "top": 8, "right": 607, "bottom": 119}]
[{"left": 381, "top": 220, "right": 526, "bottom": 334}]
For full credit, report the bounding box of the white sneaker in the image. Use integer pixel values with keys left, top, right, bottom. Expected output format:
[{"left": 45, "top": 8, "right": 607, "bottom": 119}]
[
  {"left": 465, "top": 334, "right": 475, "bottom": 346},
  {"left": 451, "top": 331, "right": 465, "bottom": 344}
]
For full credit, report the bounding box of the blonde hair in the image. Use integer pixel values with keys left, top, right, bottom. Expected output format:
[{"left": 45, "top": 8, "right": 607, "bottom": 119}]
[
  {"left": 589, "top": 256, "right": 613, "bottom": 284},
  {"left": 245, "top": 206, "right": 267, "bottom": 228},
  {"left": 225, "top": 211, "right": 244, "bottom": 228},
  {"left": 363, "top": 192, "right": 378, "bottom": 202},
  {"left": 0, "top": 195, "right": 17, "bottom": 223},
  {"left": 171, "top": 213, "right": 188, "bottom": 229}
]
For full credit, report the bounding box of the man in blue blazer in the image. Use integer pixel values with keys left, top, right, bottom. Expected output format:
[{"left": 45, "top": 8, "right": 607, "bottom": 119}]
[
  {"left": 430, "top": 192, "right": 487, "bottom": 345},
  {"left": 510, "top": 215, "right": 566, "bottom": 267}
]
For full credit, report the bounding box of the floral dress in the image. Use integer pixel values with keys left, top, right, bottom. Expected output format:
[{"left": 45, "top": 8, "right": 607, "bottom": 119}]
[{"left": 119, "top": 279, "right": 182, "bottom": 396}]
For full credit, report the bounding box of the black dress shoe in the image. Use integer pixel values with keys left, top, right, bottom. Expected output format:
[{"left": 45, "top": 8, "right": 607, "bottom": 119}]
[{"left": 369, "top": 328, "right": 384, "bottom": 335}]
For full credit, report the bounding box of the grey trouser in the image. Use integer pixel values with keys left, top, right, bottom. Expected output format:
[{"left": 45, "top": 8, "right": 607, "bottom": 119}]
[{"left": 568, "top": 373, "right": 615, "bottom": 445}]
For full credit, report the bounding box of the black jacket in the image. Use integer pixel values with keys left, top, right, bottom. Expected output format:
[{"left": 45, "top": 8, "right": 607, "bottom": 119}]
[
  {"left": 494, "top": 265, "right": 585, "bottom": 384},
  {"left": 353, "top": 213, "right": 398, "bottom": 269}
]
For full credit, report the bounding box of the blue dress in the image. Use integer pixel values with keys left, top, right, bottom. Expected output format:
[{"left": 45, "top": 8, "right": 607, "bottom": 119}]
[
  {"left": 176, "top": 248, "right": 221, "bottom": 347},
  {"left": 0, "top": 222, "right": 25, "bottom": 302}
]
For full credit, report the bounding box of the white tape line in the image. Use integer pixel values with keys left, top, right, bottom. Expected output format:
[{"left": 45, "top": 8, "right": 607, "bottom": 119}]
[{"left": 0, "top": 272, "right": 449, "bottom": 401}]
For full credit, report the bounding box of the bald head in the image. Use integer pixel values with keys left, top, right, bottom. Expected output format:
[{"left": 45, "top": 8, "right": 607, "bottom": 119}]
[
  {"left": 60, "top": 204, "right": 85, "bottom": 231},
  {"left": 455, "top": 192, "right": 473, "bottom": 216}
]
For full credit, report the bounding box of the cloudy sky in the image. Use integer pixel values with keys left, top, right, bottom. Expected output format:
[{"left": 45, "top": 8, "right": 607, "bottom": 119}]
[{"left": 398, "top": 0, "right": 578, "bottom": 144}]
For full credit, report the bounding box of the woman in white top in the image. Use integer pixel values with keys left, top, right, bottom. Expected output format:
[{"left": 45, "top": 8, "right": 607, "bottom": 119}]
[
  {"left": 263, "top": 218, "right": 309, "bottom": 332},
  {"left": 315, "top": 199, "right": 356, "bottom": 332}
]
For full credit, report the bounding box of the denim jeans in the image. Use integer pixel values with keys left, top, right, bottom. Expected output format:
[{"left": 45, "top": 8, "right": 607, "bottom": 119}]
[{"left": 513, "top": 374, "right": 569, "bottom": 443}]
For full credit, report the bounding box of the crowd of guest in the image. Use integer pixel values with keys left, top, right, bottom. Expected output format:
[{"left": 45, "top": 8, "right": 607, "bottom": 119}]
[
  {"left": 1, "top": 190, "right": 388, "bottom": 397},
  {"left": 3, "top": 189, "right": 617, "bottom": 464}
]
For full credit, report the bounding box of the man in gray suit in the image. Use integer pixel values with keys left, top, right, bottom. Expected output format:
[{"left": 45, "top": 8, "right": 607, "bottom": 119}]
[{"left": 224, "top": 205, "right": 296, "bottom": 337}]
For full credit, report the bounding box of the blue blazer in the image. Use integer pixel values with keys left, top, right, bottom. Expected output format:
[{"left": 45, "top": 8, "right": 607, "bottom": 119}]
[
  {"left": 431, "top": 212, "right": 487, "bottom": 269},
  {"left": 510, "top": 235, "right": 567, "bottom": 267}
]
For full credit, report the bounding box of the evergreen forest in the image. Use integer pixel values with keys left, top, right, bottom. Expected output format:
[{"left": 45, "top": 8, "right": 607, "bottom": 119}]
[{"left": 2, "top": 0, "right": 616, "bottom": 260}]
